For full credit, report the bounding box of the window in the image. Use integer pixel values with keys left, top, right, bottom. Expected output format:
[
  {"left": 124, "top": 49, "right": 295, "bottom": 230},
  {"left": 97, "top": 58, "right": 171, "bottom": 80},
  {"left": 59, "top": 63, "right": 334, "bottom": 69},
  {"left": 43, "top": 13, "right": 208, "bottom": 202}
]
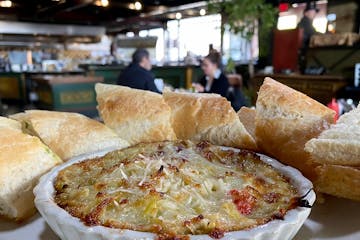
[
  {"left": 277, "top": 15, "right": 298, "bottom": 30},
  {"left": 167, "top": 15, "right": 221, "bottom": 62}
]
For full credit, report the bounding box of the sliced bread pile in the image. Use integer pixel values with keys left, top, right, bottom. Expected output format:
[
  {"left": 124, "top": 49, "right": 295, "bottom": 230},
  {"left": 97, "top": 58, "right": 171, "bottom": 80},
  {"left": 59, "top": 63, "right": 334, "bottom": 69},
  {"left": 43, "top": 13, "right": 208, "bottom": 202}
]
[
  {"left": 305, "top": 104, "right": 360, "bottom": 201},
  {"left": 95, "top": 83, "right": 257, "bottom": 150}
]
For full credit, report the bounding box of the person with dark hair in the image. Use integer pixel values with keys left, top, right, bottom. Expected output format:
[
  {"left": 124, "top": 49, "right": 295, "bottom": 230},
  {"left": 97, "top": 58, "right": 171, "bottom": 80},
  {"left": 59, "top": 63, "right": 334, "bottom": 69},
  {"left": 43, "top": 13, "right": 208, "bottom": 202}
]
[
  {"left": 298, "top": 1, "right": 319, "bottom": 48},
  {"left": 193, "top": 51, "right": 229, "bottom": 98},
  {"left": 298, "top": 1, "right": 320, "bottom": 73},
  {"left": 117, "top": 48, "right": 160, "bottom": 93}
]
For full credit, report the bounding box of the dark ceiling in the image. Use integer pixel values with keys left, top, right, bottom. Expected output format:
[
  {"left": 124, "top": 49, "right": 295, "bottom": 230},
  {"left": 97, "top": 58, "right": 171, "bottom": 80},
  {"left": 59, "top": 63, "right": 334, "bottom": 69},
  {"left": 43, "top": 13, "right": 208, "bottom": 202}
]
[
  {"left": 0, "top": 0, "right": 322, "bottom": 33},
  {"left": 0, "top": 0, "right": 205, "bottom": 26}
]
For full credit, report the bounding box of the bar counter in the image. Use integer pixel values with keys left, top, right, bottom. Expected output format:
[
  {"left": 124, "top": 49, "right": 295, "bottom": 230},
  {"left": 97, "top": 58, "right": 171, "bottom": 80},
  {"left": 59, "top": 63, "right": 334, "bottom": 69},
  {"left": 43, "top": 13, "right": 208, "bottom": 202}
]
[
  {"left": 31, "top": 75, "right": 103, "bottom": 117},
  {"left": 252, "top": 74, "right": 348, "bottom": 104}
]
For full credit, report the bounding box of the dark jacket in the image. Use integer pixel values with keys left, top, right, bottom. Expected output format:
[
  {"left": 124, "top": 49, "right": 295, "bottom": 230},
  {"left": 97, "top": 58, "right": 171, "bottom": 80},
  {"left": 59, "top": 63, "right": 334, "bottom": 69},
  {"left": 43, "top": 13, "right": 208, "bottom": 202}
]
[
  {"left": 199, "top": 72, "right": 230, "bottom": 98},
  {"left": 117, "top": 63, "right": 160, "bottom": 93},
  {"left": 298, "top": 16, "right": 317, "bottom": 48}
]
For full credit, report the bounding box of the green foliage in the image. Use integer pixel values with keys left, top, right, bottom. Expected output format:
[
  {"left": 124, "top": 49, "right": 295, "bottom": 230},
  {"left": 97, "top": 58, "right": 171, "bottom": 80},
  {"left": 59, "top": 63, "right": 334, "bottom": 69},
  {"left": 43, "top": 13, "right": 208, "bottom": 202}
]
[
  {"left": 208, "top": 0, "right": 277, "bottom": 41},
  {"left": 225, "top": 57, "right": 236, "bottom": 73}
]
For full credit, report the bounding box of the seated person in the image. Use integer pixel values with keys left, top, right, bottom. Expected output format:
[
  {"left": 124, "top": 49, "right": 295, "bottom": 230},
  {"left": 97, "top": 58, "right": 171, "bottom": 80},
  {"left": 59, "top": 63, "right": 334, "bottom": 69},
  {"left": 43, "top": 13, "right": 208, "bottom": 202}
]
[
  {"left": 117, "top": 49, "right": 160, "bottom": 93},
  {"left": 227, "top": 74, "right": 247, "bottom": 111},
  {"left": 193, "top": 51, "right": 229, "bottom": 98},
  {"left": 193, "top": 51, "right": 247, "bottom": 110}
]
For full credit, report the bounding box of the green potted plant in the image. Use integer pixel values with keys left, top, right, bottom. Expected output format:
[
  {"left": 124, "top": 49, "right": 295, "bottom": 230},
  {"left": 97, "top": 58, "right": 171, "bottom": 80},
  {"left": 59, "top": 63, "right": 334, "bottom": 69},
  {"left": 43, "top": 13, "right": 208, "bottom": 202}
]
[
  {"left": 208, "top": 0, "right": 277, "bottom": 78},
  {"left": 208, "top": 0, "right": 277, "bottom": 105}
]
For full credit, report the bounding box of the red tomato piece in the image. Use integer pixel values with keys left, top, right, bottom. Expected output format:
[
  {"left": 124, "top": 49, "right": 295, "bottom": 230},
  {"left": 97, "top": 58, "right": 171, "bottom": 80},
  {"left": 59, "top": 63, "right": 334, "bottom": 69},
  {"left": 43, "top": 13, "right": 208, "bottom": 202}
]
[{"left": 229, "top": 189, "right": 256, "bottom": 215}]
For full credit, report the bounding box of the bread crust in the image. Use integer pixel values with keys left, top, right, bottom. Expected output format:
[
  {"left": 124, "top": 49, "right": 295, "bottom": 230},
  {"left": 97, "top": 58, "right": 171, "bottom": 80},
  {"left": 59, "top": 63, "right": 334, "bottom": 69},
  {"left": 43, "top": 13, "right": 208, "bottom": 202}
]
[
  {"left": 163, "top": 91, "right": 257, "bottom": 150},
  {"left": 0, "top": 128, "right": 62, "bottom": 221},
  {"left": 11, "top": 110, "right": 129, "bottom": 161},
  {"left": 95, "top": 83, "right": 177, "bottom": 145},
  {"left": 237, "top": 107, "right": 256, "bottom": 140},
  {"left": 314, "top": 165, "right": 360, "bottom": 201},
  {"left": 255, "top": 77, "right": 335, "bottom": 179}
]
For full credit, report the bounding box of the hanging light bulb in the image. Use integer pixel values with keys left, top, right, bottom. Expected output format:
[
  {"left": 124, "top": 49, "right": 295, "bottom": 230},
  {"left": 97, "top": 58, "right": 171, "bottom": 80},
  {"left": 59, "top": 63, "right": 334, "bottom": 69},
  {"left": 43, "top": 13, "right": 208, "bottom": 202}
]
[
  {"left": 175, "top": 12, "right": 182, "bottom": 20},
  {"left": 134, "top": 1, "right": 142, "bottom": 10},
  {"left": 94, "top": 0, "right": 109, "bottom": 7},
  {"left": 0, "top": 0, "right": 12, "bottom": 8},
  {"left": 101, "top": 0, "right": 109, "bottom": 7}
]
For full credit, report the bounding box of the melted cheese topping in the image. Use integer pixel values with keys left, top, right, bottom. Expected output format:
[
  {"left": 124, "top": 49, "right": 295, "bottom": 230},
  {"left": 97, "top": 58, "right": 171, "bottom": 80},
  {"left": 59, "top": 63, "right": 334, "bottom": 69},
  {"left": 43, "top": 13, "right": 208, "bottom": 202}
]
[{"left": 54, "top": 141, "right": 298, "bottom": 239}]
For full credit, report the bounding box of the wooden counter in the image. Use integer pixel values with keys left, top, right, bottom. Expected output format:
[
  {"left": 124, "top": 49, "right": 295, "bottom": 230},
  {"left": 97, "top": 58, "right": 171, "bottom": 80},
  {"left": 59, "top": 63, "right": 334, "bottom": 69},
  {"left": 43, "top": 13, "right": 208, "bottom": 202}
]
[
  {"left": 84, "top": 64, "right": 203, "bottom": 89},
  {"left": 0, "top": 72, "right": 25, "bottom": 101},
  {"left": 152, "top": 65, "right": 203, "bottom": 89},
  {"left": 252, "top": 74, "right": 348, "bottom": 104},
  {"left": 31, "top": 75, "right": 103, "bottom": 117},
  {"left": 306, "top": 45, "right": 360, "bottom": 80}
]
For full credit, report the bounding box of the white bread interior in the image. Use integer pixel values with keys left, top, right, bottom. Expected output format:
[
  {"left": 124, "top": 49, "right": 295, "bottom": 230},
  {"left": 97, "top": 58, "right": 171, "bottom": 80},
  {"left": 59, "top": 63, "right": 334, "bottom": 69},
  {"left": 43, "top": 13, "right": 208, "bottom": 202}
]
[
  {"left": 314, "top": 165, "right": 360, "bottom": 201},
  {"left": 305, "top": 104, "right": 360, "bottom": 166},
  {"left": 95, "top": 83, "right": 177, "bottom": 145},
  {"left": 163, "top": 91, "right": 257, "bottom": 150},
  {"left": 0, "top": 116, "right": 22, "bottom": 131},
  {"left": 10, "top": 110, "right": 129, "bottom": 161}
]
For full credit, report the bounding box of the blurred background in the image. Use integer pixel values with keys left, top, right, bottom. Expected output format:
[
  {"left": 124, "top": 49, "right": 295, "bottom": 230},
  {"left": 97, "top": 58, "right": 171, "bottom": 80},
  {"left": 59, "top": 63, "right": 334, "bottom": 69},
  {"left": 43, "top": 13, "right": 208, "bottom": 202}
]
[{"left": 0, "top": 0, "right": 358, "bottom": 117}]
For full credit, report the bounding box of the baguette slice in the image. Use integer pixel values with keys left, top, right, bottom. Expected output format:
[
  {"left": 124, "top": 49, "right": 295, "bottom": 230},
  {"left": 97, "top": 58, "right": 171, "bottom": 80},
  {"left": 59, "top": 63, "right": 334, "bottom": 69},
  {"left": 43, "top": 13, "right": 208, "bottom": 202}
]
[
  {"left": 255, "top": 77, "right": 335, "bottom": 179},
  {"left": 237, "top": 107, "right": 256, "bottom": 140},
  {"left": 0, "top": 119, "right": 62, "bottom": 221},
  {"left": 95, "top": 83, "right": 177, "bottom": 145},
  {"left": 163, "top": 91, "right": 257, "bottom": 150},
  {"left": 305, "top": 104, "right": 360, "bottom": 166},
  {"left": 314, "top": 165, "right": 360, "bottom": 201},
  {"left": 10, "top": 110, "right": 129, "bottom": 161}
]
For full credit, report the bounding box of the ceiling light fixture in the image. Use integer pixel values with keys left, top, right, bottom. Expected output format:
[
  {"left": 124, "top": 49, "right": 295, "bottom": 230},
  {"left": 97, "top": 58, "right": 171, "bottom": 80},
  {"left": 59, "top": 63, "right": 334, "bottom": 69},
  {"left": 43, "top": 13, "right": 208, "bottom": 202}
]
[
  {"left": 101, "top": 0, "right": 109, "bottom": 7},
  {"left": 0, "top": 0, "right": 12, "bottom": 8},
  {"left": 129, "top": 1, "right": 142, "bottom": 11},
  {"left": 94, "top": 0, "right": 109, "bottom": 7},
  {"left": 175, "top": 12, "right": 182, "bottom": 20},
  {"left": 199, "top": 8, "right": 206, "bottom": 16},
  {"left": 134, "top": 1, "right": 142, "bottom": 10}
]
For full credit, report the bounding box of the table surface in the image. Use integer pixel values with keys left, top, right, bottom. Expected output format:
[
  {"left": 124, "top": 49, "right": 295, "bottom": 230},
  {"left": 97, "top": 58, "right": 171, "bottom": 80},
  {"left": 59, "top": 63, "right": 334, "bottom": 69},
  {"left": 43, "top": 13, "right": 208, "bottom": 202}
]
[{"left": 1, "top": 196, "right": 359, "bottom": 240}]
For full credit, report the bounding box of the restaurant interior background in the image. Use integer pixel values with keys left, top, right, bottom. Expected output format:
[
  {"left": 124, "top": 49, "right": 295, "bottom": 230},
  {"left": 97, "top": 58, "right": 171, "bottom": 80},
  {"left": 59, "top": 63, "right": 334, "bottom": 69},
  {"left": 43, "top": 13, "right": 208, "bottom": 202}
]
[{"left": 0, "top": 0, "right": 359, "bottom": 117}]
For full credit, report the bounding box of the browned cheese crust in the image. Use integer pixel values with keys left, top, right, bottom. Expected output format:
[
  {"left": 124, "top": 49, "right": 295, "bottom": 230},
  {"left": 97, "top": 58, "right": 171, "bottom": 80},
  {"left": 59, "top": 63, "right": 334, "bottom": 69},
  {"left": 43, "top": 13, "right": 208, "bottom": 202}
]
[{"left": 54, "top": 141, "right": 299, "bottom": 239}]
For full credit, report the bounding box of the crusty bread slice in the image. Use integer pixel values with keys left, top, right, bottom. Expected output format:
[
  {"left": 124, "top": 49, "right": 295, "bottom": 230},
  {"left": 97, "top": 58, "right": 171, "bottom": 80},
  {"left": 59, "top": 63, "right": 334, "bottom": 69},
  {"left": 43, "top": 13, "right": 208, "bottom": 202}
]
[
  {"left": 163, "top": 91, "right": 257, "bottom": 150},
  {"left": 237, "top": 107, "right": 256, "bottom": 140},
  {"left": 314, "top": 165, "right": 360, "bottom": 201},
  {"left": 95, "top": 83, "right": 177, "bottom": 145},
  {"left": 10, "top": 110, "right": 129, "bottom": 161},
  {"left": 255, "top": 77, "right": 335, "bottom": 179},
  {"left": 305, "top": 104, "right": 360, "bottom": 166},
  {"left": 0, "top": 124, "right": 62, "bottom": 221}
]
